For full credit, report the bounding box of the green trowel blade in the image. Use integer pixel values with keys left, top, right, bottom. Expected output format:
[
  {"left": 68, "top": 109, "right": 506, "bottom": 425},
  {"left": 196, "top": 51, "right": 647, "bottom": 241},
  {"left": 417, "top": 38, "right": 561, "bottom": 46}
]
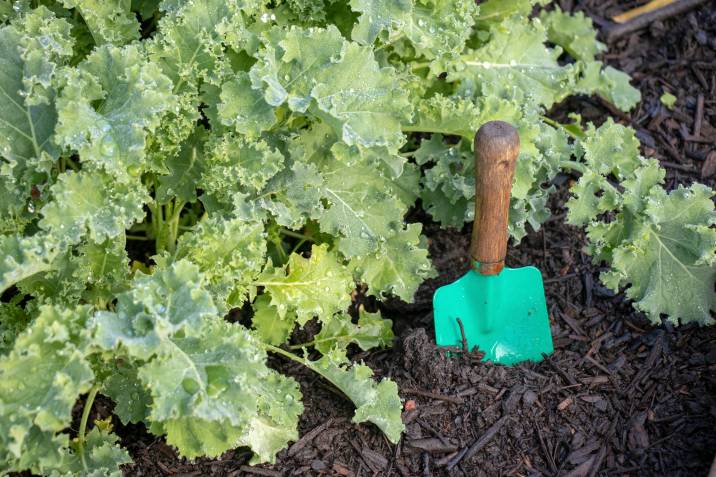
[{"left": 433, "top": 264, "right": 553, "bottom": 365}]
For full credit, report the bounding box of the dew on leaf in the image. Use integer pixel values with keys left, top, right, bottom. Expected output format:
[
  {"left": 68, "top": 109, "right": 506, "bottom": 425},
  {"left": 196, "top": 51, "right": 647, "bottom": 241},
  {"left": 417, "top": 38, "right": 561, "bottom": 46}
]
[
  {"left": 100, "top": 135, "right": 116, "bottom": 157},
  {"left": 182, "top": 378, "right": 200, "bottom": 394}
]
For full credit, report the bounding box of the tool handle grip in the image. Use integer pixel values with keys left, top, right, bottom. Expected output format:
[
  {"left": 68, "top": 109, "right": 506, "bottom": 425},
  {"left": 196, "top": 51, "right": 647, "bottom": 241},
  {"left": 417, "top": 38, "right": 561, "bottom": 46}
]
[{"left": 470, "top": 121, "right": 520, "bottom": 275}]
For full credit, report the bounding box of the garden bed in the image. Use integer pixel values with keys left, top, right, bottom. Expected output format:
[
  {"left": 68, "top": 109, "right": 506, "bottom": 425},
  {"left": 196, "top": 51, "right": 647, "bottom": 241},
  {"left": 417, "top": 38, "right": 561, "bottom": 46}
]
[{"left": 107, "top": 1, "right": 716, "bottom": 476}]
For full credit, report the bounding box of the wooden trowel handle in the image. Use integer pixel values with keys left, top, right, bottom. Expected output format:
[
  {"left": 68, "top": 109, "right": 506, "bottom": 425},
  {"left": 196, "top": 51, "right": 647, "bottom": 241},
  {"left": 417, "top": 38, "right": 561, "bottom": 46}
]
[{"left": 470, "top": 121, "right": 520, "bottom": 275}]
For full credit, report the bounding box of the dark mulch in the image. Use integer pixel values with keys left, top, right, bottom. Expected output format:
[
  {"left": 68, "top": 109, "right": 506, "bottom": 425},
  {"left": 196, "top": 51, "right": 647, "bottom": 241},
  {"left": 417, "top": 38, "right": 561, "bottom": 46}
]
[{"left": 113, "top": 2, "right": 716, "bottom": 476}]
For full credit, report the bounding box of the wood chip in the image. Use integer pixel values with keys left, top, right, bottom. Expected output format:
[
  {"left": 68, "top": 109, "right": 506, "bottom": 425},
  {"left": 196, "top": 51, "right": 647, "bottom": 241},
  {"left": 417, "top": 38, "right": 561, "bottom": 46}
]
[
  {"left": 701, "top": 150, "right": 716, "bottom": 179},
  {"left": 558, "top": 397, "right": 574, "bottom": 411},
  {"left": 408, "top": 438, "right": 458, "bottom": 454}
]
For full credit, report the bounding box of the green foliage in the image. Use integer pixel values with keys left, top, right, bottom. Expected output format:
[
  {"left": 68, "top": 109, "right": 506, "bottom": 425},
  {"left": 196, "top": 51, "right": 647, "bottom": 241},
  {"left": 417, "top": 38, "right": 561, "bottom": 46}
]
[
  {"left": 256, "top": 244, "right": 353, "bottom": 326},
  {"left": 311, "top": 307, "right": 394, "bottom": 353},
  {"left": 540, "top": 6, "right": 605, "bottom": 61},
  {"left": 566, "top": 121, "right": 716, "bottom": 324},
  {"left": 59, "top": 0, "right": 139, "bottom": 46},
  {"left": 0, "top": 1, "right": 713, "bottom": 474},
  {"left": 286, "top": 346, "right": 404, "bottom": 443},
  {"left": 0, "top": 306, "right": 96, "bottom": 474}
]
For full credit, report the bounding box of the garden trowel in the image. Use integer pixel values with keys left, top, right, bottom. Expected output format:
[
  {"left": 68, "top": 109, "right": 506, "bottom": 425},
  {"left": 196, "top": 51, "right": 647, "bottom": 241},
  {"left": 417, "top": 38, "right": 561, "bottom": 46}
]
[{"left": 433, "top": 121, "right": 553, "bottom": 365}]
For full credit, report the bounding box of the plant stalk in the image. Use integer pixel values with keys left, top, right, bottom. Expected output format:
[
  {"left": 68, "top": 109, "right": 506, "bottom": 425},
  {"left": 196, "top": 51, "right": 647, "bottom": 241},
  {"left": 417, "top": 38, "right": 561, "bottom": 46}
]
[{"left": 78, "top": 384, "right": 100, "bottom": 470}]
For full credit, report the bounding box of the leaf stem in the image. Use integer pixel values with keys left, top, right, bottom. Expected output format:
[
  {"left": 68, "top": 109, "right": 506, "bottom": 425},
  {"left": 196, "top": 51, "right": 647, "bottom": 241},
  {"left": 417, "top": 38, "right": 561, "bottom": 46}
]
[
  {"left": 264, "top": 344, "right": 304, "bottom": 363},
  {"left": 166, "top": 199, "right": 186, "bottom": 254},
  {"left": 126, "top": 234, "right": 151, "bottom": 241},
  {"left": 288, "top": 340, "right": 314, "bottom": 350},
  {"left": 279, "top": 228, "right": 313, "bottom": 241},
  {"left": 290, "top": 239, "right": 306, "bottom": 255},
  {"left": 288, "top": 336, "right": 349, "bottom": 350},
  {"left": 541, "top": 116, "right": 585, "bottom": 139},
  {"left": 264, "top": 345, "right": 334, "bottom": 383},
  {"left": 78, "top": 384, "right": 100, "bottom": 470}
]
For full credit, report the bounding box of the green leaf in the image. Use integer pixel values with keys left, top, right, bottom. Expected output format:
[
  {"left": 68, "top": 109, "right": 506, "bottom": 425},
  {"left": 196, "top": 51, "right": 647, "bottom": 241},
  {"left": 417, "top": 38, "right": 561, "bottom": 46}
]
[
  {"left": 59, "top": 0, "right": 139, "bottom": 46},
  {"left": 576, "top": 119, "right": 642, "bottom": 180},
  {"left": 39, "top": 171, "right": 149, "bottom": 245},
  {"left": 251, "top": 293, "right": 296, "bottom": 346},
  {"left": 302, "top": 348, "right": 404, "bottom": 443},
  {"left": 0, "top": 2, "right": 13, "bottom": 22},
  {"left": 318, "top": 156, "right": 404, "bottom": 257},
  {"left": 350, "top": 0, "right": 477, "bottom": 59},
  {"left": 0, "top": 7, "right": 72, "bottom": 166},
  {"left": 0, "top": 305, "right": 94, "bottom": 474},
  {"left": 175, "top": 216, "right": 267, "bottom": 311},
  {"left": 73, "top": 238, "right": 131, "bottom": 303},
  {"left": 351, "top": 223, "right": 436, "bottom": 301},
  {"left": 202, "top": 134, "right": 285, "bottom": 200},
  {"left": 156, "top": 126, "right": 207, "bottom": 204},
  {"left": 250, "top": 25, "right": 410, "bottom": 151},
  {"left": 55, "top": 44, "right": 174, "bottom": 181},
  {"left": 15, "top": 237, "right": 130, "bottom": 308},
  {"left": 145, "top": 0, "right": 252, "bottom": 160},
  {"left": 539, "top": 6, "right": 605, "bottom": 61},
  {"left": 312, "top": 308, "right": 394, "bottom": 353},
  {"left": 475, "top": 0, "right": 542, "bottom": 25},
  {"left": 405, "top": 94, "right": 520, "bottom": 139},
  {"left": 139, "top": 318, "right": 302, "bottom": 463},
  {"left": 148, "top": 0, "right": 245, "bottom": 90},
  {"left": 244, "top": 161, "right": 325, "bottom": 229},
  {"left": 566, "top": 120, "right": 716, "bottom": 324},
  {"left": 601, "top": 185, "right": 716, "bottom": 325},
  {"left": 453, "top": 16, "right": 577, "bottom": 109},
  {"left": 256, "top": 244, "right": 353, "bottom": 325},
  {"left": 101, "top": 360, "right": 152, "bottom": 425},
  {"left": 576, "top": 62, "right": 641, "bottom": 112},
  {"left": 0, "top": 299, "right": 30, "bottom": 355},
  {"left": 0, "top": 234, "right": 58, "bottom": 294},
  {"left": 218, "top": 72, "right": 277, "bottom": 136},
  {"left": 49, "top": 426, "right": 132, "bottom": 477},
  {"left": 92, "top": 259, "right": 217, "bottom": 360},
  {"left": 566, "top": 170, "right": 618, "bottom": 226}
]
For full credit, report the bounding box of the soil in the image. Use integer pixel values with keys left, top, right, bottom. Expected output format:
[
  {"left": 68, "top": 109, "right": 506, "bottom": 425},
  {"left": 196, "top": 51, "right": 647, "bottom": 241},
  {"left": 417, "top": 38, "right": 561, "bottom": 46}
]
[{"left": 101, "top": 1, "right": 716, "bottom": 476}]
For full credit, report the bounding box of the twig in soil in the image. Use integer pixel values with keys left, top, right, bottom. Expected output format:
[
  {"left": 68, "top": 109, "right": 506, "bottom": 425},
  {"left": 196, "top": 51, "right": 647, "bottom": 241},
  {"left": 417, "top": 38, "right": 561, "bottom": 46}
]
[
  {"left": 627, "top": 334, "right": 664, "bottom": 394},
  {"left": 544, "top": 272, "right": 579, "bottom": 284},
  {"left": 533, "top": 416, "right": 557, "bottom": 473},
  {"left": 603, "top": 0, "right": 710, "bottom": 42},
  {"left": 408, "top": 438, "right": 458, "bottom": 454},
  {"left": 456, "top": 317, "right": 468, "bottom": 354},
  {"left": 238, "top": 466, "right": 282, "bottom": 477},
  {"left": 588, "top": 444, "right": 608, "bottom": 477},
  {"left": 693, "top": 94, "right": 704, "bottom": 138},
  {"left": 542, "top": 352, "right": 578, "bottom": 386},
  {"left": 583, "top": 355, "right": 614, "bottom": 376},
  {"left": 564, "top": 456, "right": 596, "bottom": 477},
  {"left": 445, "top": 415, "right": 510, "bottom": 470},
  {"left": 417, "top": 419, "right": 453, "bottom": 447},
  {"left": 422, "top": 452, "right": 431, "bottom": 477},
  {"left": 286, "top": 417, "right": 346, "bottom": 457},
  {"left": 660, "top": 161, "right": 697, "bottom": 173},
  {"left": 402, "top": 388, "right": 464, "bottom": 405}
]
